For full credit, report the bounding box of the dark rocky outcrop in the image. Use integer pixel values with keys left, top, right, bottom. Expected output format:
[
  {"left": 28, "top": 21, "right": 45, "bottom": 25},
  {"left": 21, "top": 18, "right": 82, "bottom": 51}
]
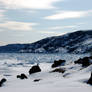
[
  {"left": 33, "top": 79, "right": 41, "bottom": 82},
  {"left": 0, "top": 78, "right": 7, "bottom": 87},
  {"left": 51, "top": 60, "right": 66, "bottom": 68},
  {"left": 29, "top": 65, "right": 41, "bottom": 75},
  {"left": 74, "top": 56, "right": 92, "bottom": 67},
  {"left": 17, "top": 75, "right": 21, "bottom": 78},
  {"left": 17, "top": 73, "right": 28, "bottom": 79},
  {"left": 50, "top": 68, "right": 65, "bottom": 73},
  {"left": 87, "top": 72, "right": 92, "bottom": 85}
]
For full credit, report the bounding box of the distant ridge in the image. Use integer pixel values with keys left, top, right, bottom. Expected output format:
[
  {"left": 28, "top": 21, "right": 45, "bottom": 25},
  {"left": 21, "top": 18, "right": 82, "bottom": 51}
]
[{"left": 0, "top": 30, "right": 92, "bottom": 54}]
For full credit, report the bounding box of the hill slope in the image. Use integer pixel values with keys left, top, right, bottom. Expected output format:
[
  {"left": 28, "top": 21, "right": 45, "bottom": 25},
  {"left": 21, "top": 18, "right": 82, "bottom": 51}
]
[{"left": 0, "top": 30, "right": 92, "bottom": 53}]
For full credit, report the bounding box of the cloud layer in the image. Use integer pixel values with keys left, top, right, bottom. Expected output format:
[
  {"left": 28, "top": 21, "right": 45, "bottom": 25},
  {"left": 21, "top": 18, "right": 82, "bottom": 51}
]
[
  {"left": 0, "top": 10, "right": 5, "bottom": 17},
  {"left": 0, "top": 0, "right": 61, "bottom": 9},
  {"left": 45, "top": 10, "right": 92, "bottom": 20},
  {"left": 0, "top": 21, "right": 37, "bottom": 31},
  {"left": 0, "top": 10, "right": 6, "bottom": 21},
  {"left": 50, "top": 25, "right": 76, "bottom": 30}
]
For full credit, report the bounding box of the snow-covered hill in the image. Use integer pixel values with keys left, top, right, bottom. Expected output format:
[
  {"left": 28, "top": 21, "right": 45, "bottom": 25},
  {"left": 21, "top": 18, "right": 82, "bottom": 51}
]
[{"left": 0, "top": 30, "right": 92, "bottom": 54}]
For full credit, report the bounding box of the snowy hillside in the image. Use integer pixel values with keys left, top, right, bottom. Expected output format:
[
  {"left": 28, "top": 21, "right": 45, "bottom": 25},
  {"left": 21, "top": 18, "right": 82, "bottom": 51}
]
[
  {"left": 0, "top": 30, "right": 92, "bottom": 54},
  {"left": 20, "top": 30, "right": 92, "bottom": 54}
]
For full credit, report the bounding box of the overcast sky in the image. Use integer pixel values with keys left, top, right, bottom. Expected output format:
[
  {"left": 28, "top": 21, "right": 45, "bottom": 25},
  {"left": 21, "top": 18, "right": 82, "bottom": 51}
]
[{"left": 0, "top": 0, "right": 92, "bottom": 45}]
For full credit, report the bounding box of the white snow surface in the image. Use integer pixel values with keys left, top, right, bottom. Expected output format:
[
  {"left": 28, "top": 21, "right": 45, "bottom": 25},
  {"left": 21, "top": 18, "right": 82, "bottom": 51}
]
[{"left": 0, "top": 53, "right": 92, "bottom": 92}]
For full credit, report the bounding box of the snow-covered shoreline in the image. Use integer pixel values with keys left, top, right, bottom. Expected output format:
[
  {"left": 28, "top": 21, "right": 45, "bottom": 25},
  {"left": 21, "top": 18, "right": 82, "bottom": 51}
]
[{"left": 0, "top": 53, "right": 92, "bottom": 92}]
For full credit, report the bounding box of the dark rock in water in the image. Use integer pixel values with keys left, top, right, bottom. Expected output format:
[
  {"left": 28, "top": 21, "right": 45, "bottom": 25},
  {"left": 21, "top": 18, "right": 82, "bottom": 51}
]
[
  {"left": 75, "top": 56, "right": 92, "bottom": 67},
  {"left": 0, "top": 78, "right": 7, "bottom": 87},
  {"left": 33, "top": 79, "right": 41, "bottom": 82},
  {"left": 17, "top": 73, "right": 28, "bottom": 79},
  {"left": 29, "top": 65, "right": 41, "bottom": 75},
  {"left": 50, "top": 68, "right": 65, "bottom": 73},
  {"left": 51, "top": 59, "right": 66, "bottom": 68},
  {"left": 87, "top": 72, "right": 92, "bottom": 85}
]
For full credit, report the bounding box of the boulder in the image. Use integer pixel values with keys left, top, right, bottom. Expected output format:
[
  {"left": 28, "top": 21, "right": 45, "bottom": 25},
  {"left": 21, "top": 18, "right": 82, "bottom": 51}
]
[
  {"left": 0, "top": 78, "right": 7, "bottom": 87},
  {"left": 29, "top": 65, "right": 41, "bottom": 75},
  {"left": 75, "top": 57, "right": 91, "bottom": 67},
  {"left": 17, "top": 75, "right": 21, "bottom": 78},
  {"left": 51, "top": 59, "right": 66, "bottom": 68},
  {"left": 1, "top": 78, "right": 7, "bottom": 83},
  {"left": 50, "top": 68, "right": 65, "bottom": 73},
  {"left": 33, "top": 79, "right": 41, "bottom": 82},
  {"left": 21, "top": 74, "right": 28, "bottom": 79},
  {"left": 87, "top": 72, "right": 92, "bottom": 85},
  {"left": 17, "top": 73, "right": 27, "bottom": 79}
]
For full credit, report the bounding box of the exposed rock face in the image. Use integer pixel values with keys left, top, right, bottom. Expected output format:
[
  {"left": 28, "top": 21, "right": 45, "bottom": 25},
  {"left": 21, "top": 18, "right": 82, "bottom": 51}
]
[
  {"left": 51, "top": 59, "right": 66, "bottom": 68},
  {"left": 0, "top": 78, "right": 7, "bottom": 87},
  {"left": 29, "top": 65, "right": 41, "bottom": 74},
  {"left": 74, "top": 56, "right": 92, "bottom": 67},
  {"left": 87, "top": 72, "right": 92, "bottom": 85},
  {"left": 17, "top": 73, "right": 28, "bottom": 79}
]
